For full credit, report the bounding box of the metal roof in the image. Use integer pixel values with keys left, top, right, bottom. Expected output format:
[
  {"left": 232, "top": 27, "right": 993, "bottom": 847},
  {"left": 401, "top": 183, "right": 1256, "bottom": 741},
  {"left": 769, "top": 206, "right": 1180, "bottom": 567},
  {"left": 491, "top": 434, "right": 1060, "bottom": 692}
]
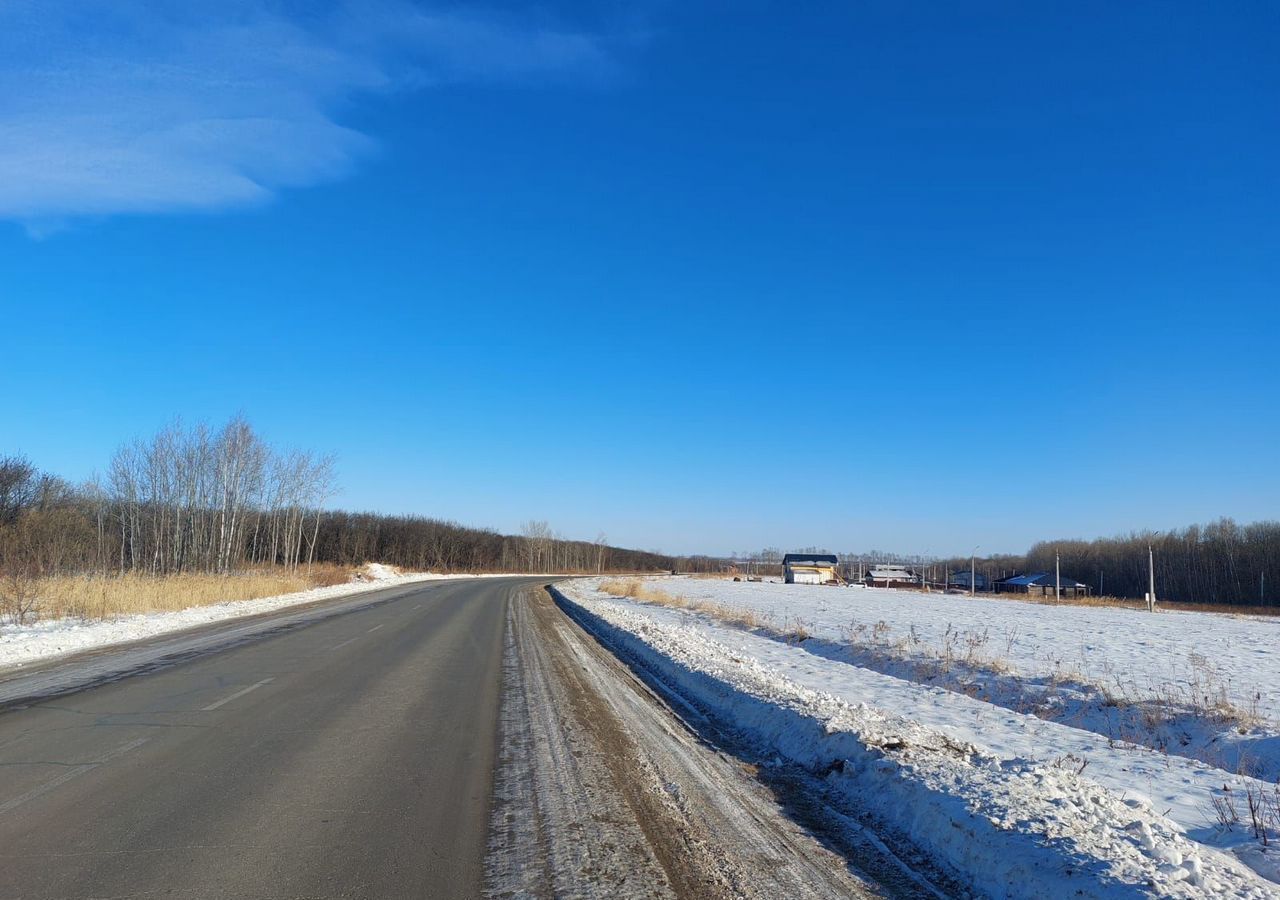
[
  {"left": 999, "top": 572, "right": 1086, "bottom": 588},
  {"left": 868, "top": 565, "right": 916, "bottom": 578},
  {"left": 783, "top": 553, "right": 838, "bottom": 566}
]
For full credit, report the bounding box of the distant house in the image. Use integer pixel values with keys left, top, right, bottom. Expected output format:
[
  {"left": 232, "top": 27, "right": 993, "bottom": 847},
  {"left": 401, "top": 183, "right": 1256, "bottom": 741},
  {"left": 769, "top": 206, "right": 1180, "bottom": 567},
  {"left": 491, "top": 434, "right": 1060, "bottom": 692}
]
[
  {"left": 948, "top": 570, "right": 989, "bottom": 592},
  {"left": 865, "top": 565, "right": 919, "bottom": 589},
  {"left": 995, "top": 572, "right": 1089, "bottom": 598},
  {"left": 783, "top": 553, "right": 839, "bottom": 585}
]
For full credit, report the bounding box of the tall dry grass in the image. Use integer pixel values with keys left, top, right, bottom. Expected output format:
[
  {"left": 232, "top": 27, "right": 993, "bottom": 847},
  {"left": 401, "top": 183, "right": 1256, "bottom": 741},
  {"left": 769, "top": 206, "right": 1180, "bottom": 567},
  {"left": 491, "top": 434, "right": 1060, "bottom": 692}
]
[
  {"left": 597, "top": 578, "right": 768, "bottom": 631},
  {"left": 10, "top": 565, "right": 352, "bottom": 623},
  {"left": 969, "top": 590, "right": 1280, "bottom": 619}
]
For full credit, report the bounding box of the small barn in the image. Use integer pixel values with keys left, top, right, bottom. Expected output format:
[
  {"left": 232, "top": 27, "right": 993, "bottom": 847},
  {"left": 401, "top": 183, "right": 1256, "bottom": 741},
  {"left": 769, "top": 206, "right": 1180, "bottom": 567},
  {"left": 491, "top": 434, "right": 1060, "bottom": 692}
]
[
  {"left": 995, "top": 573, "right": 1089, "bottom": 598},
  {"left": 783, "top": 553, "right": 839, "bottom": 585},
  {"left": 865, "top": 565, "right": 919, "bottom": 589}
]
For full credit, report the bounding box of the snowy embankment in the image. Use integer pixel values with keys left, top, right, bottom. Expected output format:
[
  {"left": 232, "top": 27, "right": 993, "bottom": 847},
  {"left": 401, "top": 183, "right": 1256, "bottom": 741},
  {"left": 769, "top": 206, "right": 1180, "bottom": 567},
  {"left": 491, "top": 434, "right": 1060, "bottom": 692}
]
[
  {"left": 611, "top": 578, "right": 1280, "bottom": 781},
  {"left": 557, "top": 578, "right": 1280, "bottom": 898},
  {"left": 0, "top": 565, "right": 476, "bottom": 670}
]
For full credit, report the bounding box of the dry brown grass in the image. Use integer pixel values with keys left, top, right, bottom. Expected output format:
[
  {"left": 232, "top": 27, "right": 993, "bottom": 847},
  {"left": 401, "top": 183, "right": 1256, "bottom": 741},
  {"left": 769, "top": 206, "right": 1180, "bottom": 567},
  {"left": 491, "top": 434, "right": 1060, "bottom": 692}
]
[
  {"left": 973, "top": 590, "right": 1280, "bottom": 619},
  {"left": 598, "top": 577, "right": 685, "bottom": 605},
  {"left": 16, "top": 565, "right": 353, "bottom": 622},
  {"left": 597, "top": 578, "right": 768, "bottom": 631}
]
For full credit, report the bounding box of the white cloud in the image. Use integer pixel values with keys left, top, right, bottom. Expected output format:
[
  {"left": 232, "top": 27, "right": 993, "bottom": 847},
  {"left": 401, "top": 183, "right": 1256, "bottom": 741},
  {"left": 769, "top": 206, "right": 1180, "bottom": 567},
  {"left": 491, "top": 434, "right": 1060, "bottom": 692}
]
[{"left": 0, "top": 1, "right": 613, "bottom": 231}]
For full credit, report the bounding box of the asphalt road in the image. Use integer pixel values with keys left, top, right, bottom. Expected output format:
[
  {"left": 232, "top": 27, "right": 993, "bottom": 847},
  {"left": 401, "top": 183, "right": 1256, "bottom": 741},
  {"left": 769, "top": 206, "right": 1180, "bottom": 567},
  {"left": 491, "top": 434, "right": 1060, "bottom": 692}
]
[
  {"left": 0, "top": 577, "right": 539, "bottom": 899},
  {"left": 0, "top": 578, "right": 933, "bottom": 900}
]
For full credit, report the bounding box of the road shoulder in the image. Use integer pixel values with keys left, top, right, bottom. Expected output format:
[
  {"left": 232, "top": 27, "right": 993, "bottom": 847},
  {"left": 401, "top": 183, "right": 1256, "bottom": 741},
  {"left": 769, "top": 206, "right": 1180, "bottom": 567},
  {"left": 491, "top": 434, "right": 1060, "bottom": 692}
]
[{"left": 487, "top": 586, "right": 909, "bottom": 898}]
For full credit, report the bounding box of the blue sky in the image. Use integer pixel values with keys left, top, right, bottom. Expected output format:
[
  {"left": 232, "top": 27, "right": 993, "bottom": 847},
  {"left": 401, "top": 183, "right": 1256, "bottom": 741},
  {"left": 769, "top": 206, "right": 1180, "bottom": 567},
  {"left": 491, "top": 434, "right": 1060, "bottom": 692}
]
[{"left": 2, "top": 1, "right": 1277, "bottom": 556}]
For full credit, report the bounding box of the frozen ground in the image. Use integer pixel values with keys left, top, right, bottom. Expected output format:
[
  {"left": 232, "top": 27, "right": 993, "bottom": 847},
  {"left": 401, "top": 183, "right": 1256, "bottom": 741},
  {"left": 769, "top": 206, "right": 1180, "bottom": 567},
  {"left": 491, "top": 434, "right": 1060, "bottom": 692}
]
[
  {"left": 0, "top": 566, "right": 507, "bottom": 671},
  {"left": 558, "top": 577, "right": 1280, "bottom": 897}
]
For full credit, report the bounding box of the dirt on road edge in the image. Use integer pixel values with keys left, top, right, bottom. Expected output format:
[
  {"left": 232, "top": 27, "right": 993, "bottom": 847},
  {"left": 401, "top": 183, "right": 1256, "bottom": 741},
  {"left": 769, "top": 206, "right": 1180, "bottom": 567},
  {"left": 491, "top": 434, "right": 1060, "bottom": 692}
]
[{"left": 486, "top": 587, "right": 922, "bottom": 899}]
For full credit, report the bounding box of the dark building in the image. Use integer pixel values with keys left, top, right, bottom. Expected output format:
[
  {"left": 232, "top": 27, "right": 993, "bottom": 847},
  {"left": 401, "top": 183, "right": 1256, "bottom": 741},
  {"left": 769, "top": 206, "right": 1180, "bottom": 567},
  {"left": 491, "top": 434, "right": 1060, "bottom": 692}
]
[{"left": 995, "top": 572, "right": 1089, "bottom": 598}]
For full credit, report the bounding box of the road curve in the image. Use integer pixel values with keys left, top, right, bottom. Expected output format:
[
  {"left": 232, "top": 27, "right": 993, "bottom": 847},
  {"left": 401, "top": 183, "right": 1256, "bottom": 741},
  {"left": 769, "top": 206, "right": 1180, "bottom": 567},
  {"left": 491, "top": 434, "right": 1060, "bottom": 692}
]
[{"left": 0, "top": 577, "right": 536, "bottom": 899}]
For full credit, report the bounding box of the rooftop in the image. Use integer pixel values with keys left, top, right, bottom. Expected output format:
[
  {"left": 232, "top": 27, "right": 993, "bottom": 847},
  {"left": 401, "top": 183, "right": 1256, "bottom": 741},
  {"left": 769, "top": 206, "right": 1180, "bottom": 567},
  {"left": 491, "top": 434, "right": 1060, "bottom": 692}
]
[
  {"left": 999, "top": 572, "right": 1087, "bottom": 588},
  {"left": 783, "top": 553, "right": 839, "bottom": 566}
]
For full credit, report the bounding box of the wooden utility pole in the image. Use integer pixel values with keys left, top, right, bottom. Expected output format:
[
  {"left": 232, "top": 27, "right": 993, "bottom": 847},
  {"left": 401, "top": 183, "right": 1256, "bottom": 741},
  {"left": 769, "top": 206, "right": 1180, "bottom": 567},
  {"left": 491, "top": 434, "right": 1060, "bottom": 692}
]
[{"left": 1055, "top": 551, "right": 1061, "bottom": 602}]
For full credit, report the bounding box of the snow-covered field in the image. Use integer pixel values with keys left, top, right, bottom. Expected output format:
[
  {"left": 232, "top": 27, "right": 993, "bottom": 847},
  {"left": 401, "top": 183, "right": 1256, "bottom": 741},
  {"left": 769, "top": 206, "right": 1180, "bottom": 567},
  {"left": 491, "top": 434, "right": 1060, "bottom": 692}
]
[
  {"left": 557, "top": 576, "right": 1280, "bottom": 897},
  {"left": 619, "top": 578, "right": 1280, "bottom": 779},
  {"left": 0, "top": 566, "right": 502, "bottom": 671}
]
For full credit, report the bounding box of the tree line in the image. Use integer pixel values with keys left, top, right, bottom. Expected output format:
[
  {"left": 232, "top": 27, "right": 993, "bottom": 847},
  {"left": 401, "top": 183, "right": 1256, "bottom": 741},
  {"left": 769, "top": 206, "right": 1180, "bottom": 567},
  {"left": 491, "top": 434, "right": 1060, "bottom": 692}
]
[
  {"left": 0, "top": 417, "right": 672, "bottom": 585},
  {"left": 682, "top": 522, "right": 1280, "bottom": 607},
  {"left": 8, "top": 415, "right": 1275, "bottom": 606},
  {"left": 915, "top": 522, "right": 1279, "bottom": 606},
  {"left": 1022, "top": 520, "right": 1280, "bottom": 606},
  {"left": 312, "top": 515, "right": 665, "bottom": 574}
]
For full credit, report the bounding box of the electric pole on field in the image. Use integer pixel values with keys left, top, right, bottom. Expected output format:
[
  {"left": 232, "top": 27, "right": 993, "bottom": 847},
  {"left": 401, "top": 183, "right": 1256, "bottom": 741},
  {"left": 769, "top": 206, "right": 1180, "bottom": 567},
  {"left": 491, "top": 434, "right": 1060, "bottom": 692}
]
[
  {"left": 1055, "top": 550, "right": 1061, "bottom": 602},
  {"left": 1146, "top": 532, "right": 1160, "bottom": 613},
  {"left": 971, "top": 545, "right": 979, "bottom": 597}
]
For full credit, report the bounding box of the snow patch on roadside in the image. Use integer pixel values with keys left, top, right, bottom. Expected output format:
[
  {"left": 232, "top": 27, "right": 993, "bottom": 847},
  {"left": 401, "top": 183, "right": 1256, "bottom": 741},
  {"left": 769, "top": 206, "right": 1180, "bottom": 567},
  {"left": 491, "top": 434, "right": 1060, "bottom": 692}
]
[
  {"left": 556, "top": 584, "right": 1280, "bottom": 899},
  {"left": 358, "top": 562, "right": 402, "bottom": 581},
  {"left": 0, "top": 568, "right": 503, "bottom": 670}
]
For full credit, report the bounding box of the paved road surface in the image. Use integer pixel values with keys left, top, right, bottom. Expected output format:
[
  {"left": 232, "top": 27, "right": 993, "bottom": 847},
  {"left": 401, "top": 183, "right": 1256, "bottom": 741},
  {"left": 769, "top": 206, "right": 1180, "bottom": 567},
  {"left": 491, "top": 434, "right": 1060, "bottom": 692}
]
[
  {"left": 0, "top": 577, "right": 529, "bottom": 899},
  {"left": 0, "top": 577, "right": 936, "bottom": 899}
]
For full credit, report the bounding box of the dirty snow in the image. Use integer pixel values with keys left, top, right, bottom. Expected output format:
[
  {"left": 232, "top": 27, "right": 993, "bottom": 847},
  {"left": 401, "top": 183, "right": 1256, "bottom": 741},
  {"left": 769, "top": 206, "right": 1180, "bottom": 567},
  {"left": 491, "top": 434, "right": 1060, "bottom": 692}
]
[{"left": 558, "top": 578, "right": 1280, "bottom": 897}]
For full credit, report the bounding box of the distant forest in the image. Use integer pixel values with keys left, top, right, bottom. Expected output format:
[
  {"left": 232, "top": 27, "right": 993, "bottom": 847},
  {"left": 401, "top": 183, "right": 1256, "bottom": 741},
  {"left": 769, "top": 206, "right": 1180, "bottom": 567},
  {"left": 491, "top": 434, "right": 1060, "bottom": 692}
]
[
  {"left": 683, "top": 521, "right": 1280, "bottom": 608},
  {"left": 4, "top": 416, "right": 1275, "bottom": 608},
  {"left": 0, "top": 417, "right": 671, "bottom": 584}
]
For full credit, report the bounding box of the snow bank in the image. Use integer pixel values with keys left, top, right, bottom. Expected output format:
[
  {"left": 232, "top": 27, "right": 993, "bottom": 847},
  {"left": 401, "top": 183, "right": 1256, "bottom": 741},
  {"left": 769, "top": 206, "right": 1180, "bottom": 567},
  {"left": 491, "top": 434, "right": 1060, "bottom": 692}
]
[
  {"left": 359, "top": 562, "right": 402, "bottom": 581},
  {"left": 604, "top": 578, "right": 1280, "bottom": 782},
  {"left": 556, "top": 582, "right": 1280, "bottom": 898},
  {"left": 645, "top": 579, "right": 1280, "bottom": 718}
]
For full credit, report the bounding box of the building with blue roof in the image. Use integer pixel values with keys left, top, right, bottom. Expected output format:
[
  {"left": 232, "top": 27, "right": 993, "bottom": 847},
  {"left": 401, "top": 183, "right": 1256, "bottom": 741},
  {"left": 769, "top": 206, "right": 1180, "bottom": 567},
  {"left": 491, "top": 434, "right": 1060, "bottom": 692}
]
[{"left": 994, "top": 572, "right": 1089, "bottom": 598}]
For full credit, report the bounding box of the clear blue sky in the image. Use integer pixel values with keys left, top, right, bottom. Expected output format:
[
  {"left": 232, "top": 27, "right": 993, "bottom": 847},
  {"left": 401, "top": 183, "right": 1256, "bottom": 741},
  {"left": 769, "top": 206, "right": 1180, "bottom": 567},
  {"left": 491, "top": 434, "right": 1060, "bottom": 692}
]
[{"left": 2, "top": 1, "right": 1277, "bottom": 557}]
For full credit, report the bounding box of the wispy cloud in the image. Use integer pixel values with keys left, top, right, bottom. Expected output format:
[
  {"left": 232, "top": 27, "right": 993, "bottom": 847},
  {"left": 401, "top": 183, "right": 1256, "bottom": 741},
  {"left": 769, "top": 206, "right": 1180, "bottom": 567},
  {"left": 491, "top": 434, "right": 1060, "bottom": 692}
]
[{"left": 0, "top": 1, "right": 614, "bottom": 232}]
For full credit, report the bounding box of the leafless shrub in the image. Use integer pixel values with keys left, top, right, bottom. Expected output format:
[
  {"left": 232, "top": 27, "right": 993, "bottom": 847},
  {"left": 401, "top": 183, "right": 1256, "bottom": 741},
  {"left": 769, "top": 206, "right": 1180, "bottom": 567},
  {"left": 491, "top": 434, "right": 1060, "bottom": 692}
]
[
  {"left": 1212, "top": 790, "right": 1241, "bottom": 829},
  {"left": 782, "top": 617, "right": 811, "bottom": 644},
  {"left": 1051, "top": 753, "right": 1090, "bottom": 776},
  {"left": 1003, "top": 625, "right": 1020, "bottom": 656},
  {"left": 0, "top": 571, "right": 40, "bottom": 625},
  {"left": 1210, "top": 780, "right": 1280, "bottom": 846}
]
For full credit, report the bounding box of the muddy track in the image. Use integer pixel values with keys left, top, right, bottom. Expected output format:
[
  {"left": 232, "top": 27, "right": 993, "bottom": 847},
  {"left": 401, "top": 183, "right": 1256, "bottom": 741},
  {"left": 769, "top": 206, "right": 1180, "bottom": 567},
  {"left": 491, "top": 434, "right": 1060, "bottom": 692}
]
[{"left": 486, "top": 588, "right": 932, "bottom": 899}]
